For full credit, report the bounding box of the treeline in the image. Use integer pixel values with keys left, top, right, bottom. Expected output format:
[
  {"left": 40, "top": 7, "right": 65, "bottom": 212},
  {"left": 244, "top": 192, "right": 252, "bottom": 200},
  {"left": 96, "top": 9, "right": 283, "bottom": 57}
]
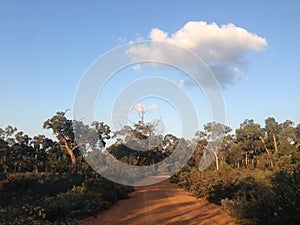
[
  {"left": 173, "top": 118, "right": 300, "bottom": 225},
  {"left": 0, "top": 112, "right": 109, "bottom": 175},
  {"left": 0, "top": 111, "right": 134, "bottom": 225},
  {"left": 190, "top": 117, "right": 300, "bottom": 171},
  {"left": 0, "top": 111, "right": 299, "bottom": 224},
  {"left": 2, "top": 112, "right": 299, "bottom": 175},
  {"left": 0, "top": 128, "right": 71, "bottom": 174}
]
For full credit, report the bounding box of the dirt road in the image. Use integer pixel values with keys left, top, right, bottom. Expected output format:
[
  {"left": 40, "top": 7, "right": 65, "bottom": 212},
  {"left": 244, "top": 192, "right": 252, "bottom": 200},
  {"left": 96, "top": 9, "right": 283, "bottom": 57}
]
[{"left": 85, "top": 177, "right": 236, "bottom": 225}]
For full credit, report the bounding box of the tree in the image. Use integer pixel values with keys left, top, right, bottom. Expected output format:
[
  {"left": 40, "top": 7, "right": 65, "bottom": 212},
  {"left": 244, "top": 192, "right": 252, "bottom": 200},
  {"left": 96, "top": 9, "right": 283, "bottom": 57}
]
[
  {"left": 91, "top": 121, "right": 111, "bottom": 143},
  {"left": 162, "top": 134, "right": 179, "bottom": 155},
  {"left": 225, "top": 142, "right": 244, "bottom": 168},
  {"left": 13, "top": 131, "right": 35, "bottom": 172},
  {"left": 112, "top": 110, "right": 164, "bottom": 166},
  {"left": 235, "top": 119, "right": 265, "bottom": 167},
  {"left": 0, "top": 129, "right": 9, "bottom": 172},
  {"left": 296, "top": 123, "right": 300, "bottom": 150},
  {"left": 0, "top": 126, "right": 17, "bottom": 172},
  {"left": 190, "top": 131, "right": 208, "bottom": 168},
  {"left": 43, "top": 111, "right": 78, "bottom": 174},
  {"left": 32, "top": 135, "right": 54, "bottom": 173},
  {"left": 43, "top": 111, "right": 111, "bottom": 174},
  {"left": 264, "top": 117, "right": 281, "bottom": 154},
  {"left": 203, "top": 122, "right": 231, "bottom": 170}
]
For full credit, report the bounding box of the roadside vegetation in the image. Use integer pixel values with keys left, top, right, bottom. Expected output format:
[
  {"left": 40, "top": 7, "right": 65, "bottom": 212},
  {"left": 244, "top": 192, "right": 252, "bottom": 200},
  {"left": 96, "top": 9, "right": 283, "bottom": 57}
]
[
  {"left": 172, "top": 118, "right": 300, "bottom": 225},
  {"left": 0, "top": 111, "right": 135, "bottom": 225},
  {"left": 0, "top": 111, "right": 299, "bottom": 224}
]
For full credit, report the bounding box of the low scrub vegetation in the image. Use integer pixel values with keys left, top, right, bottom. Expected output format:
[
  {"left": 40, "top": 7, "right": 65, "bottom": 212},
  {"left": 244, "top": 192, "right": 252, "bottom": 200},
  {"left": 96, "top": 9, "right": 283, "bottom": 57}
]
[
  {"left": 0, "top": 173, "right": 133, "bottom": 224},
  {"left": 173, "top": 164, "right": 300, "bottom": 225}
]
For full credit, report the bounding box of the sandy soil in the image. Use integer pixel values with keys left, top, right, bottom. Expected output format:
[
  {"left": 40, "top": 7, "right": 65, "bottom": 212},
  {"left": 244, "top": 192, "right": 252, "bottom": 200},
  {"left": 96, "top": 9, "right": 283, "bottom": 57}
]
[{"left": 85, "top": 176, "right": 236, "bottom": 225}]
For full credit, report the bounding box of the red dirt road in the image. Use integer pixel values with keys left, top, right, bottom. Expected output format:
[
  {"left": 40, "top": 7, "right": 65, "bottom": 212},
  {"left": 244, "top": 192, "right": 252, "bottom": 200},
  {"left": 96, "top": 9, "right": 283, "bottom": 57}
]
[{"left": 85, "top": 178, "right": 236, "bottom": 225}]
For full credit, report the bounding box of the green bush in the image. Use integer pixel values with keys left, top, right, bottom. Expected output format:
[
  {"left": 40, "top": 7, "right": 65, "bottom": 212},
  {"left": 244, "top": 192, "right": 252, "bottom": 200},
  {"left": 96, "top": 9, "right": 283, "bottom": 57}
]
[
  {"left": 174, "top": 165, "right": 300, "bottom": 225},
  {"left": 82, "top": 175, "right": 134, "bottom": 203},
  {"left": 0, "top": 173, "right": 134, "bottom": 224},
  {"left": 45, "top": 192, "right": 111, "bottom": 222}
]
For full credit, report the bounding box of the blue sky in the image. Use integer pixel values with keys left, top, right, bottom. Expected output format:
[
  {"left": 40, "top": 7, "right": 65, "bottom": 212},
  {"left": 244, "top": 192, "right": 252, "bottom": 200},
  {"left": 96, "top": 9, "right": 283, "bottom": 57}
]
[{"left": 0, "top": 0, "right": 299, "bottom": 139}]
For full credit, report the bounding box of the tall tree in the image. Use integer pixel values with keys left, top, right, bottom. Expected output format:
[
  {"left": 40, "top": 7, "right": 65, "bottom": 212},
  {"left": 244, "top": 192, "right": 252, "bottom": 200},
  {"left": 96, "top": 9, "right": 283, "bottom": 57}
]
[
  {"left": 13, "top": 131, "right": 35, "bottom": 172},
  {"left": 0, "top": 128, "right": 9, "bottom": 172},
  {"left": 44, "top": 111, "right": 110, "bottom": 173},
  {"left": 264, "top": 117, "right": 281, "bottom": 154},
  {"left": 203, "top": 122, "right": 231, "bottom": 170},
  {"left": 278, "top": 120, "right": 294, "bottom": 151},
  {"left": 113, "top": 110, "right": 164, "bottom": 166},
  {"left": 235, "top": 119, "right": 265, "bottom": 167},
  {"left": 296, "top": 123, "right": 300, "bottom": 150},
  {"left": 43, "top": 111, "right": 78, "bottom": 173},
  {"left": 32, "top": 135, "right": 54, "bottom": 173},
  {"left": 0, "top": 126, "right": 17, "bottom": 172}
]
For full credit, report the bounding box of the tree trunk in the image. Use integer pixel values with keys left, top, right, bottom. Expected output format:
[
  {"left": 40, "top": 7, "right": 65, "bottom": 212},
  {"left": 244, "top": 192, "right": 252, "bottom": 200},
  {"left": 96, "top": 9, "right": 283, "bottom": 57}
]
[
  {"left": 65, "top": 145, "right": 77, "bottom": 174},
  {"left": 34, "top": 152, "right": 38, "bottom": 173},
  {"left": 3, "top": 165, "right": 8, "bottom": 173},
  {"left": 57, "top": 131, "right": 77, "bottom": 174},
  {"left": 273, "top": 133, "right": 278, "bottom": 154},
  {"left": 34, "top": 165, "right": 38, "bottom": 173},
  {"left": 259, "top": 136, "right": 275, "bottom": 168},
  {"left": 42, "top": 153, "right": 46, "bottom": 172},
  {"left": 213, "top": 151, "right": 219, "bottom": 170},
  {"left": 259, "top": 136, "right": 271, "bottom": 155}
]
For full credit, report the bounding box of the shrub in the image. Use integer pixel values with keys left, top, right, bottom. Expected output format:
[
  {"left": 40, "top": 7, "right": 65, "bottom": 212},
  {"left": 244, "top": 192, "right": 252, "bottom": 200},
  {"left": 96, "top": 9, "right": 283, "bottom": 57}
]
[
  {"left": 0, "top": 173, "right": 135, "bottom": 224},
  {"left": 45, "top": 192, "right": 111, "bottom": 222},
  {"left": 173, "top": 165, "right": 300, "bottom": 225}
]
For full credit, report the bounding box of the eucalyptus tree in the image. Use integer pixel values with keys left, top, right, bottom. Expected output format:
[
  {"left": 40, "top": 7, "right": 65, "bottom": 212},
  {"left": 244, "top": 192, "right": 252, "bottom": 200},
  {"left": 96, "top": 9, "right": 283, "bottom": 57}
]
[
  {"left": 0, "top": 128, "right": 9, "bottom": 172},
  {"left": 112, "top": 111, "right": 164, "bottom": 166},
  {"left": 296, "top": 123, "right": 300, "bottom": 150},
  {"left": 44, "top": 111, "right": 111, "bottom": 174},
  {"left": 32, "top": 135, "right": 54, "bottom": 172},
  {"left": 43, "top": 111, "right": 78, "bottom": 173},
  {"left": 235, "top": 119, "right": 265, "bottom": 167},
  {"left": 191, "top": 131, "right": 208, "bottom": 168},
  {"left": 0, "top": 126, "right": 17, "bottom": 172},
  {"left": 14, "top": 131, "right": 34, "bottom": 172},
  {"left": 203, "top": 122, "right": 231, "bottom": 170},
  {"left": 264, "top": 117, "right": 282, "bottom": 154}
]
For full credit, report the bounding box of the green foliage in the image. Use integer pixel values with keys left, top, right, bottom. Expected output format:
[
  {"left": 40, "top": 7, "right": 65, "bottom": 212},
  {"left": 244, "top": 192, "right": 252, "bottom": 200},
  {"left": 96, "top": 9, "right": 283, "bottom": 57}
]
[
  {"left": 0, "top": 173, "right": 133, "bottom": 224},
  {"left": 174, "top": 165, "right": 300, "bottom": 225},
  {"left": 44, "top": 192, "right": 110, "bottom": 222},
  {"left": 82, "top": 175, "right": 134, "bottom": 202},
  {"left": 1, "top": 112, "right": 300, "bottom": 224}
]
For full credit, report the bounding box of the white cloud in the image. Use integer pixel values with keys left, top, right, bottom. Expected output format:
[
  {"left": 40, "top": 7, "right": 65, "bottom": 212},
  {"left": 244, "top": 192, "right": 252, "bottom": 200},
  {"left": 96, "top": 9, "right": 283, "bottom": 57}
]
[
  {"left": 178, "top": 79, "right": 196, "bottom": 89},
  {"left": 134, "top": 103, "right": 158, "bottom": 113},
  {"left": 178, "top": 79, "right": 185, "bottom": 88},
  {"left": 127, "top": 21, "right": 267, "bottom": 88},
  {"left": 132, "top": 64, "right": 141, "bottom": 72},
  {"left": 117, "top": 37, "right": 127, "bottom": 44},
  {"left": 238, "top": 75, "right": 249, "bottom": 82}
]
